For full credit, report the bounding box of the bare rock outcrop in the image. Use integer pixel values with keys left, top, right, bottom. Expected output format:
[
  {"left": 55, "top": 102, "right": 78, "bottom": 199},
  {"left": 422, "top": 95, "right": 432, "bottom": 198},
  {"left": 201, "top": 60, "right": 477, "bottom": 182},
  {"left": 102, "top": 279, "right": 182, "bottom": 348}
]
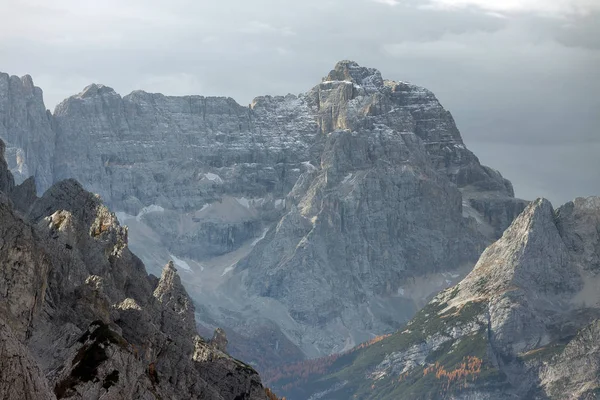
[{"left": 0, "top": 139, "right": 267, "bottom": 400}]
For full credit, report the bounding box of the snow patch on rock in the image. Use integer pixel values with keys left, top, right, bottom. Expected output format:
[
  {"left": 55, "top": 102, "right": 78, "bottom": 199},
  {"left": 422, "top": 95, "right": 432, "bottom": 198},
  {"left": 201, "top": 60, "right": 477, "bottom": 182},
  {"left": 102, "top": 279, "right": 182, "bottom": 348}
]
[
  {"left": 204, "top": 172, "right": 223, "bottom": 183},
  {"left": 222, "top": 263, "right": 237, "bottom": 276},
  {"left": 137, "top": 204, "right": 165, "bottom": 221},
  {"left": 302, "top": 161, "right": 317, "bottom": 172},
  {"left": 236, "top": 197, "right": 251, "bottom": 209},
  {"left": 252, "top": 228, "right": 269, "bottom": 246}
]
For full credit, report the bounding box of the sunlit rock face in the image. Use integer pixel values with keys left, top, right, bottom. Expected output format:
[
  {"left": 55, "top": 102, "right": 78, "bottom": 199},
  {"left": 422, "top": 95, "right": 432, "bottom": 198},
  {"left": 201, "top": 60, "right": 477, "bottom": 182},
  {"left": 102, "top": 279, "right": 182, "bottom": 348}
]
[{"left": 0, "top": 61, "right": 527, "bottom": 370}]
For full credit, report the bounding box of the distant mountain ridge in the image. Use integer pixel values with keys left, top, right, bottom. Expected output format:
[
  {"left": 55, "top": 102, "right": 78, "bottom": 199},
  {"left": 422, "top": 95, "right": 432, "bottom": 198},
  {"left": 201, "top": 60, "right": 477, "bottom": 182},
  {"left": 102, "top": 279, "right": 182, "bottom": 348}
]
[{"left": 0, "top": 61, "right": 527, "bottom": 370}]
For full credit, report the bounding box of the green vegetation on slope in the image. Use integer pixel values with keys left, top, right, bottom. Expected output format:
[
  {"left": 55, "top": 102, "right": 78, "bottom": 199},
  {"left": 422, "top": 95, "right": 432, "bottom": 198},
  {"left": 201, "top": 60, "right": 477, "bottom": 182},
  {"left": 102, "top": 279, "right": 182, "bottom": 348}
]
[{"left": 273, "top": 289, "right": 511, "bottom": 399}]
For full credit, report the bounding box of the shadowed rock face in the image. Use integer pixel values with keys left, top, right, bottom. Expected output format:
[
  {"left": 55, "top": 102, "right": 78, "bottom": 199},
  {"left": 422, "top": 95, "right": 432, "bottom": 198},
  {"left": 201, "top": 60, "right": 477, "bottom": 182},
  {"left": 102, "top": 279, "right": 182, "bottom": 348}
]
[
  {"left": 0, "top": 139, "right": 267, "bottom": 400},
  {"left": 0, "top": 61, "right": 527, "bottom": 369},
  {"left": 0, "top": 139, "right": 14, "bottom": 193},
  {"left": 273, "top": 196, "right": 600, "bottom": 400},
  {"left": 0, "top": 73, "right": 54, "bottom": 191}
]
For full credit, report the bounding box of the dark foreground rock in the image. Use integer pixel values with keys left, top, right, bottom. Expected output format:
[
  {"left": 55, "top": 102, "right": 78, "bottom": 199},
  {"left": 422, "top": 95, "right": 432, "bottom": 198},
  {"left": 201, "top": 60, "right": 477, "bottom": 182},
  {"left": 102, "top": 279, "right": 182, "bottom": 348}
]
[{"left": 0, "top": 139, "right": 267, "bottom": 400}]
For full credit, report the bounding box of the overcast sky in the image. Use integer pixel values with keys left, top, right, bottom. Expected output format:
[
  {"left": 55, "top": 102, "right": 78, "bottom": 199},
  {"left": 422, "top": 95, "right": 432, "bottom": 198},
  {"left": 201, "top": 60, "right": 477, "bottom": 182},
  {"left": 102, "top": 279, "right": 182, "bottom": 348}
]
[{"left": 0, "top": 0, "right": 598, "bottom": 205}]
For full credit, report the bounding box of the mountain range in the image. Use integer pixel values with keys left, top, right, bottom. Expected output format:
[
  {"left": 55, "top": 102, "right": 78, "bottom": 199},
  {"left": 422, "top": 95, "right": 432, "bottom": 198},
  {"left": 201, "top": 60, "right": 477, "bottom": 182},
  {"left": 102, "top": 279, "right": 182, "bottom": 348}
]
[
  {"left": 2, "top": 60, "right": 598, "bottom": 400},
  {"left": 0, "top": 61, "right": 528, "bottom": 372}
]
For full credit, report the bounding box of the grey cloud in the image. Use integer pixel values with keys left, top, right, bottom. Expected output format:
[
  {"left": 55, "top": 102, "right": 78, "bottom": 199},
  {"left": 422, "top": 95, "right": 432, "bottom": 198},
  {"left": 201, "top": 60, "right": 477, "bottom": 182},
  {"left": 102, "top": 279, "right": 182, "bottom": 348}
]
[
  {"left": 552, "top": 13, "right": 600, "bottom": 50},
  {"left": 0, "top": 0, "right": 598, "bottom": 204}
]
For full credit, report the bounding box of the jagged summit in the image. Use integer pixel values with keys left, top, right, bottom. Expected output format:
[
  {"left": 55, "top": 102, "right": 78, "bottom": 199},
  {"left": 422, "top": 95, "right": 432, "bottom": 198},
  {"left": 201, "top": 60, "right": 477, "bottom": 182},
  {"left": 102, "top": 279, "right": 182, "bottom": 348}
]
[
  {"left": 49, "top": 60, "right": 432, "bottom": 117},
  {"left": 20, "top": 74, "right": 36, "bottom": 90},
  {"left": 457, "top": 197, "right": 583, "bottom": 301},
  {"left": 0, "top": 72, "right": 37, "bottom": 92},
  {"left": 322, "top": 60, "right": 434, "bottom": 96},
  {"left": 323, "top": 60, "right": 384, "bottom": 89},
  {"left": 76, "top": 83, "right": 117, "bottom": 99}
]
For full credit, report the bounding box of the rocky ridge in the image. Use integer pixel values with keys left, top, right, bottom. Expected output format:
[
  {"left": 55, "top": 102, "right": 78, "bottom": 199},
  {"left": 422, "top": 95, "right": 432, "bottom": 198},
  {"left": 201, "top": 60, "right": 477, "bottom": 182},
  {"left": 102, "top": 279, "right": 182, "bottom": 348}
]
[
  {"left": 0, "top": 61, "right": 527, "bottom": 368},
  {"left": 269, "top": 197, "right": 600, "bottom": 399},
  {"left": 0, "top": 139, "right": 267, "bottom": 399}
]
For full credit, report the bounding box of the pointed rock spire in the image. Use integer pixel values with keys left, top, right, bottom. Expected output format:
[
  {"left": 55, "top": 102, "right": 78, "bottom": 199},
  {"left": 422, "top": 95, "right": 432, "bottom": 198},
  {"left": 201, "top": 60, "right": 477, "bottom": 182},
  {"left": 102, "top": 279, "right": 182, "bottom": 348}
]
[
  {"left": 153, "top": 261, "right": 197, "bottom": 342},
  {"left": 461, "top": 198, "right": 581, "bottom": 298}
]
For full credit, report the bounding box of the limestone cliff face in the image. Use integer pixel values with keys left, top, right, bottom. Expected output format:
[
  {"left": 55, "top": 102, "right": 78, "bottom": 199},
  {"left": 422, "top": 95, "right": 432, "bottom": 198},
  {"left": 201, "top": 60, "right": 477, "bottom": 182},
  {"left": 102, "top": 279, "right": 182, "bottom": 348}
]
[
  {"left": 0, "top": 73, "right": 54, "bottom": 191},
  {"left": 0, "top": 61, "right": 527, "bottom": 368},
  {"left": 274, "top": 197, "right": 600, "bottom": 399},
  {"left": 238, "top": 62, "right": 525, "bottom": 356},
  {"left": 0, "top": 139, "right": 267, "bottom": 400},
  {"left": 239, "top": 121, "right": 484, "bottom": 349},
  {"left": 51, "top": 84, "right": 318, "bottom": 214}
]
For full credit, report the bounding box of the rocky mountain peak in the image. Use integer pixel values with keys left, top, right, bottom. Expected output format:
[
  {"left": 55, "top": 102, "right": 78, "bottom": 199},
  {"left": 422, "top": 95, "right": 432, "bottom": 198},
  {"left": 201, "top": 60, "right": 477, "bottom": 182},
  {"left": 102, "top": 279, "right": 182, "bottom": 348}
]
[
  {"left": 457, "top": 198, "right": 581, "bottom": 303},
  {"left": 153, "top": 260, "right": 198, "bottom": 342},
  {"left": 20, "top": 74, "right": 35, "bottom": 92},
  {"left": 324, "top": 60, "right": 384, "bottom": 90},
  {"left": 77, "top": 83, "right": 117, "bottom": 100},
  {"left": 154, "top": 260, "right": 191, "bottom": 305}
]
